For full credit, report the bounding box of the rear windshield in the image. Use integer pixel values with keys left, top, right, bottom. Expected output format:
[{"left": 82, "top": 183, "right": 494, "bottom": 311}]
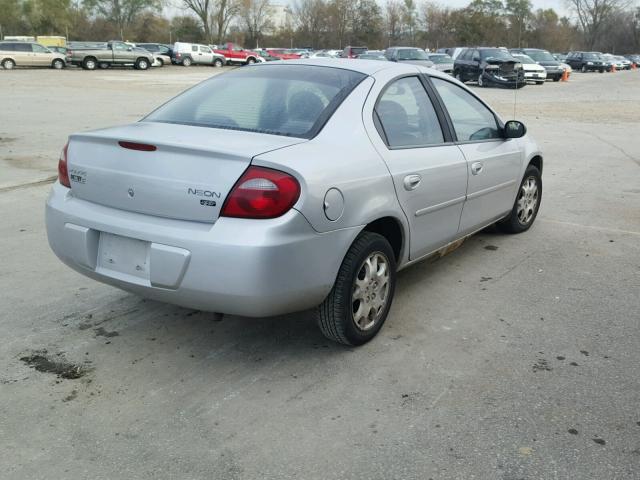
[
  {"left": 481, "top": 49, "right": 514, "bottom": 61},
  {"left": 350, "top": 47, "right": 367, "bottom": 55},
  {"left": 398, "top": 49, "right": 430, "bottom": 60},
  {"left": 526, "top": 50, "right": 555, "bottom": 62},
  {"left": 145, "top": 64, "right": 366, "bottom": 138}
]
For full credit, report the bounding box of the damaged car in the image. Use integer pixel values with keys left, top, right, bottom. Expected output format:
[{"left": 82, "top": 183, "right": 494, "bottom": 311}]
[{"left": 454, "top": 47, "right": 526, "bottom": 88}]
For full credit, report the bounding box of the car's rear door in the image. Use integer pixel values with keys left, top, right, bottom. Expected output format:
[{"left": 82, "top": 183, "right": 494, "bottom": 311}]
[
  {"left": 369, "top": 75, "right": 468, "bottom": 260},
  {"left": 430, "top": 77, "right": 523, "bottom": 235}
]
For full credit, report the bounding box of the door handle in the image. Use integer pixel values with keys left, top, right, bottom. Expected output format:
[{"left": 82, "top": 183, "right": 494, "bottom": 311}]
[
  {"left": 403, "top": 174, "right": 422, "bottom": 191},
  {"left": 471, "top": 162, "right": 483, "bottom": 175}
]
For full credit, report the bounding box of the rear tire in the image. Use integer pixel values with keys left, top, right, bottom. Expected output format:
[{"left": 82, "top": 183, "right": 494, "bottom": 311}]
[
  {"left": 82, "top": 57, "right": 97, "bottom": 70},
  {"left": 51, "top": 59, "right": 64, "bottom": 69},
  {"left": 317, "top": 232, "right": 396, "bottom": 346},
  {"left": 536, "top": 81, "right": 544, "bottom": 85},
  {"left": 478, "top": 73, "right": 485, "bottom": 87},
  {"left": 497, "top": 165, "right": 542, "bottom": 234},
  {"left": 182, "top": 57, "right": 192, "bottom": 67},
  {"left": 246, "top": 57, "right": 256, "bottom": 65},
  {"left": 2, "top": 58, "right": 16, "bottom": 70}
]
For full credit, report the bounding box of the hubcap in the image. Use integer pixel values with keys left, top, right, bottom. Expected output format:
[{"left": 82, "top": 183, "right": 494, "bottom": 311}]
[
  {"left": 517, "top": 176, "right": 539, "bottom": 225},
  {"left": 352, "top": 252, "right": 390, "bottom": 331}
]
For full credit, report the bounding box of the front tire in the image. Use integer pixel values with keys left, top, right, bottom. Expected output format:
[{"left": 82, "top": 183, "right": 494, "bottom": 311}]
[
  {"left": 478, "top": 73, "right": 485, "bottom": 87},
  {"left": 51, "top": 59, "right": 64, "bottom": 69},
  {"left": 213, "top": 58, "right": 224, "bottom": 67},
  {"left": 497, "top": 165, "right": 542, "bottom": 234},
  {"left": 135, "top": 58, "right": 150, "bottom": 70},
  {"left": 317, "top": 232, "right": 396, "bottom": 346}
]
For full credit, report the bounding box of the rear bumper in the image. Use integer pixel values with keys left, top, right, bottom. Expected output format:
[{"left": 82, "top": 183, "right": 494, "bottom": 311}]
[{"left": 46, "top": 183, "right": 359, "bottom": 317}]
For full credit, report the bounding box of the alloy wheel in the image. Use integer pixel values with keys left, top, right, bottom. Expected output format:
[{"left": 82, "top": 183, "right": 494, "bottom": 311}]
[
  {"left": 517, "top": 176, "right": 539, "bottom": 225},
  {"left": 352, "top": 252, "right": 390, "bottom": 331}
]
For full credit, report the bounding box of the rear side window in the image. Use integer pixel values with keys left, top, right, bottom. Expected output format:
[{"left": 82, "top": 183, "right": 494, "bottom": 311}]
[
  {"left": 191, "top": 45, "right": 198, "bottom": 52},
  {"left": 145, "top": 65, "right": 366, "bottom": 138},
  {"left": 375, "top": 77, "right": 444, "bottom": 148},
  {"left": 431, "top": 78, "right": 501, "bottom": 141}
]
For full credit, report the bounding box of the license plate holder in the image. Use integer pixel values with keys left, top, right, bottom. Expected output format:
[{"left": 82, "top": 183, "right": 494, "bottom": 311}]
[{"left": 98, "top": 232, "right": 150, "bottom": 281}]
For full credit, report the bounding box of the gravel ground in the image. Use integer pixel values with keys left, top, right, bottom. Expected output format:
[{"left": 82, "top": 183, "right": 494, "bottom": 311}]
[{"left": 1, "top": 66, "right": 639, "bottom": 480}]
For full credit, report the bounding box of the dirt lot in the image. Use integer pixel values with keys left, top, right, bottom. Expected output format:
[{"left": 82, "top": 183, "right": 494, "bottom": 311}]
[{"left": 1, "top": 66, "right": 639, "bottom": 479}]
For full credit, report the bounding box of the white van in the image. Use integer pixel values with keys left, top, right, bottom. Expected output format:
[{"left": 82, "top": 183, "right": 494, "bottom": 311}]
[{"left": 172, "top": 42, "right": 225, "bottom": 67}]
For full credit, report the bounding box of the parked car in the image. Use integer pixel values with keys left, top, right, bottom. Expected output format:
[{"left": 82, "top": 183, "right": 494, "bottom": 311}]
[
  {"left": 172, "top": 42, "right": 225, "bottom": 67},
  {"left": 427, "top": 53, "right": 454, "bottom": 74},
  {"left": 309, "top": 50, "right": 338, "bottom": 58},
  {"left": 510, "top": 48, "right": 564, "bottom": 81},
  {"left": 565, "top": 51, "right": 606, "bottom": 72},
  {"left": 151, "top": 54, "right": 171, "bottom": 67},
  {"left": 454, "top": 47, "right": 526, "bottom": 88},
  {"left": 510, "top": 54, "right": 547, "bottom": 84},
  {"left": 213, "top": 43, "right": 260, "bottom": 65},
  {"left": 624, "top": 54, "right": 640, "bottom": 66},
  {"left": 385, "top": 47, "right": 434, "bottom": 67},
  {"left": 47, "top": 60, "right": 542, "bottom": 346},
  {"left": 264, "top": 49, "right": 302, "bottom": 60},
  {"left": 341, "top": 46, "right": 368, "bottom": 58},
  {"left": 137, "top": 43, "right": 173, "bottom": 61},
  {"left": 552, "top": 53, "right": 567, "bottom": 62},
  {"left": 357, "top": 51, "right": 388, "bottom": 61},
  {"left": 254, "top": 49, "right": 281, "bottom": 61},
  {"left": 437, "top": 47, "right": 466, "bottom": 60},
  {"left": 612, "top": 55, "right": 631, "bottom": 70},
  {"left": 0, "top": 41, "right": 66, "bottom": 69},
  {"left": 68, "top": 41, "right": 154, "bottom": 70}
]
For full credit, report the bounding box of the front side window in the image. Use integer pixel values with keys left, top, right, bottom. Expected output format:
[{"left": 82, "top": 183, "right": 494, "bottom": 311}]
[
  {"left": 375, "top": 76, "right": 444, "bottom": 148},
  {"left": 431, "top": 78, "right": 501, "bottom": 142},
  {"left": 145, "top": 65, "right": 365, "bottom": 138},
  {"left": 191, "top": 45, "right": 198, "bottom": 52},
  {"left": 200, "top": 46, "right": 211, "bottom": 53},
  {"left": 112, "top": 43, "right": 128, "bottom": 51}
]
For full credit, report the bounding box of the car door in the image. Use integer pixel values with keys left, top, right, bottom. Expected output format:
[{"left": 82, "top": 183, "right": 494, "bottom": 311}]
[
  {"left": 372, "top": 76, "right": 468, "bottom": 260},
  {"left": 111, "top": 42, "right": 130, "bottom": 63},
  {"left": 430, "top": 77, "right": 523, "bottom": 235},
  {"left": 31, "top": 43, "right": 52, "bottom": 66},
  {"left": 13, "top": 43, "right": 32, "bottom": 65},
  {"left": 199, "top": 45, "right": 213, "bottom": 64}
]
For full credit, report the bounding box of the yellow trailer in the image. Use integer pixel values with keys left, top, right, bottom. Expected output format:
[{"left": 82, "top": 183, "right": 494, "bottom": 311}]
[{"left": 36, "top": 36, "right": 66, "bottom": 47}]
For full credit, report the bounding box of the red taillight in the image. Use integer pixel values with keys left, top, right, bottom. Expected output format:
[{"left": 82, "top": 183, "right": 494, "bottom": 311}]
[
  {"left": 118, "top": 141, "right": 157, "bottom": 151},
  {"left": 221, "top": 166, "right": 300, "bottom": 219},
  {"left": 58, "top": 142, "right": 70, "bottom": 188}
]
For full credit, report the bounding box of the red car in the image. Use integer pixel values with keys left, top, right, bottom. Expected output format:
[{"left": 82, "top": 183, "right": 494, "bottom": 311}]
[
  {"left": 212, "top": 43, "right": 260, "bottom": 65},
  {"left": 265, "top": 49, "right": 302, "bottom": 60}
]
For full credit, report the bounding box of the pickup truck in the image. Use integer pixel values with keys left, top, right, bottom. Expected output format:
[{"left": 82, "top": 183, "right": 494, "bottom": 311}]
[
  {"left": 212, "top": 43, "right": 260, "bottom": 65},
  {"left": 68, "top": 41, "right": 154, "bottom": 70}
]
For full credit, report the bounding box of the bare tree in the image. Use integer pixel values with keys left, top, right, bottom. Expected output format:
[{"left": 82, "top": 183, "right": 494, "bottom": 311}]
[
  {"left": 213, "top": 0, "right": 240, "bottom": 43},
  {"left": 294, "top": 0, "right": 327, "bottom": 48},
  {"left": 85, "top": 0, "right": 163, "bottom": 39},
  {"left": 569, "top": 0, "right": 630, "bottom": 48},
  {"left": 182, "top": 0, "right": 214, "bottom": 41},
  {"left": 385, "top": 0, "right": 402, "bottom": 47},
  {"left": 239, "top": 0, "right": 272, "bottom": 48}
]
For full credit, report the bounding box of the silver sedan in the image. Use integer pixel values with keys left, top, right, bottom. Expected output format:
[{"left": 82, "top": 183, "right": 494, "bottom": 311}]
[{"left": 46, "top": 59, "right": 543, "bottom": 345}]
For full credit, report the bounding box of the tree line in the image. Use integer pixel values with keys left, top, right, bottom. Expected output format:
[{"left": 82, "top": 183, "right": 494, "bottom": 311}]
[{"left": 1, "top": 0, "right": 638, "bottom": 53}]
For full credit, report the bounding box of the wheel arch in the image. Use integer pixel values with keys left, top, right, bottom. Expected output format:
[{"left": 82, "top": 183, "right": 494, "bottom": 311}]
[
  {"left": 528, "top": 155, "right": 543, "bottom": 174},
  {"left": 361, "top": 216, "right": 405, "bottom": 263}
]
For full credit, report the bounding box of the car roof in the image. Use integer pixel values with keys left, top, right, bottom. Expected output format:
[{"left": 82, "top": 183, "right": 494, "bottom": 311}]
[{"left": 253, "top": 58, "right": 454, "bottom": 79}]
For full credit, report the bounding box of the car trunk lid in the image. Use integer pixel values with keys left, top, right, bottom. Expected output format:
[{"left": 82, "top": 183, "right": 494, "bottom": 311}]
[{"left": 67, "top": 121, "right": 306, "bottom": 223}]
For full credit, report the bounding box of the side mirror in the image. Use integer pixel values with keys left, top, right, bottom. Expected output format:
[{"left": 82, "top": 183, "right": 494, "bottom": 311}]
[
  {"left": 473, "top": 56, "right": 480, "bottom": 62},
  {"left": 127, "top": 47, "right": 133, "bottom": 51},
  {"left": 504, "top": 120, "right": 526, "bottom": 139}
]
